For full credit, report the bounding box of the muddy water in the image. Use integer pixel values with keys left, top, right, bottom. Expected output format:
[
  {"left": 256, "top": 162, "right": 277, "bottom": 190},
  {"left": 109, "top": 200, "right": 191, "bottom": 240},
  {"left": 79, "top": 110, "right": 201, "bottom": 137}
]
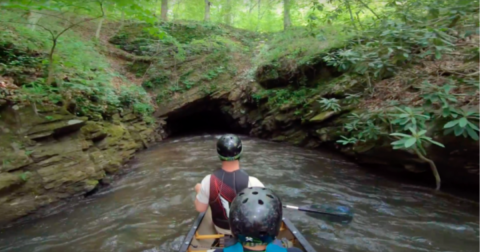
[{"left": 0, "top": 135, "right": 478, "bottom": 252}]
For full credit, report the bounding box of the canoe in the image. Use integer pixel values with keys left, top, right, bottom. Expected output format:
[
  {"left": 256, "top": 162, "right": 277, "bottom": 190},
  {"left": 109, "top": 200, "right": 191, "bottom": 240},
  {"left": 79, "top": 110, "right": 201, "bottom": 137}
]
[{"left": 179, "top": 208, "right": 317, "bottom": 252}]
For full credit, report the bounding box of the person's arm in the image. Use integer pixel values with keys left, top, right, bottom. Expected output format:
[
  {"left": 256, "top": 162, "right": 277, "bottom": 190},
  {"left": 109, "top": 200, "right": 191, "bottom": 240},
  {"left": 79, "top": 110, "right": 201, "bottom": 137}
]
[{"left": 194, "top": 176, "right": 210, "bottom": 213}]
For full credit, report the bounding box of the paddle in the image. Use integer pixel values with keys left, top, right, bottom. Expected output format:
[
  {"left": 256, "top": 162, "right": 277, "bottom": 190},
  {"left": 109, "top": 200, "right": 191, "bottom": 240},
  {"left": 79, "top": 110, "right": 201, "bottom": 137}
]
[{"left": 284, "top": 204, "right": 354, "bottom": 224}]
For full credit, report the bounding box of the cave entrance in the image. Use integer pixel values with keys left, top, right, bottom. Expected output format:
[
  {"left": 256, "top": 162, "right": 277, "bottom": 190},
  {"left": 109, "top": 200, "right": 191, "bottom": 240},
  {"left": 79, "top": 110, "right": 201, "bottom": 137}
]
[{"left": 164, "top": 98, "right": 248, "bottom": 137}]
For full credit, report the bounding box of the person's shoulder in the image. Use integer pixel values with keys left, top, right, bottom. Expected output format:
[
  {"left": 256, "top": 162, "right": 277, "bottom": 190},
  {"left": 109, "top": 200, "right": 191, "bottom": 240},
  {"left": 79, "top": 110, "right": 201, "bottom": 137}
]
[
  {"left": 248, "top": 176, "right": 265, "bottom": 187},
  {"left": 201, "top": 174, "right": 211, "bottom": 182}
]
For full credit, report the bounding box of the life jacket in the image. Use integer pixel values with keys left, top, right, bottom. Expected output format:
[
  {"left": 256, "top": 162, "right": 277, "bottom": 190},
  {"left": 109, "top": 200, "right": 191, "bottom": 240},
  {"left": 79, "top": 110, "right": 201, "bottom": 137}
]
[
  {"left": 223, "top": 240, "right": 288, "bottom": 252},
  {"left": 209, "top": 168, "right": 249, "bottom": 230}
]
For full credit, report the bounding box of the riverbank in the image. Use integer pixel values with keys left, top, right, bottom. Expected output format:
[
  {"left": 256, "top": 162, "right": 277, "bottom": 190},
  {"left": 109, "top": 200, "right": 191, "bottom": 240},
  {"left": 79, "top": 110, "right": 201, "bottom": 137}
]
[
  {"left": 0, "top": 11, "right": 167, "bottom": 224},
  {"left": 0, "top": 135, "right": 478, "bottom": 252},
  {"left": 0, "top": 3, "right": 479, "bottom": 224}
]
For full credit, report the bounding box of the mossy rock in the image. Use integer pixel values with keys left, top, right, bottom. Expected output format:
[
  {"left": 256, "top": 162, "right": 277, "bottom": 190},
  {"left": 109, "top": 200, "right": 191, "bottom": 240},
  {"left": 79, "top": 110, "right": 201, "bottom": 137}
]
[
  {"left": 81, "top": 121, "right": 103, "bottom": 133},
  {"left": 272, "top": 129, "right": 308, "bottom": 146},
  {"left": 310, "top": 111, "right": 338, "bottom": 123},
  {"left": 315, "top": 127, "right": 342, "bottom": 142},
  {"left": 89, "top": 113, "right": 104, "bottom": 121},
  {"left": 83, "top": 179, "right": 99, "bottom": 192},
  {"left": 0, "top": 151, "right": 34, "bottom": 172},
  {"left": 81, "top": 121, "right": 107, "bottom": 141},
  {"left": 89, "top": 150, "right": 123, "bottom": 174},
  {"left": 121, "top": 113, "right": 139, "bottom": 122},
  {"left": 118, "top": 140, "right": 141, "bottom": 151},
  {"left": 352, "top": 141, "right": 378, "bottom": 153},
  {"left": 96, "top": 123, "right": 129, "bottom": 149},
  {"left": 27, "top": 118, "right": 87, "bottom": 140},
  {"left": 39, "top": 114, "right": 73, "bottom": 123},
  {"left": 0, "top": 173, "right": 24, "bottom": 192},
  {"left": 271, "top": 135, "right": 287, "bottom": 142},
  {"left": 274, "top": 113, "right": 293, "bottom": 123},
  {"left": 104, "top": 161, "right": 122, "bottom": 174},
  {"left": 287, "top": 130, "right": 309, "bottom": 145}
]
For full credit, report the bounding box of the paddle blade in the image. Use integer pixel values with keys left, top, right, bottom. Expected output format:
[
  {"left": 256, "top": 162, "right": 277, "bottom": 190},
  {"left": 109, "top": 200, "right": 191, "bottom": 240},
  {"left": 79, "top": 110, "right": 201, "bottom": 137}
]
[{"left": 299, "top": 204, "right": 354, "bottom": 224}]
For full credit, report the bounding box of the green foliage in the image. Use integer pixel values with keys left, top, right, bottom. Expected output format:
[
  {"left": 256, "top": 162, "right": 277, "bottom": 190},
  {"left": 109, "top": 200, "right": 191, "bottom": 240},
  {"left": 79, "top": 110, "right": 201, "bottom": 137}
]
[
  {"left": 0, "top": 10, "right": 154, "bottom": 123},
  {"left": 443, "top": 109, "right": 480, "bottom": 141},
  {"left": 324, "top": 0, "right": 479, "bottom": 175},
  {"left": 0, "top": 42, "right": 43, "bottom": 75},
  {"left": 340, "top": 112, "right": 387, "bottom": 143},
  {"left": 254, "top": 87, "right": 314, "bottom": 109},
  {"left": 391, "top": 127, "right": 444, "bottom": 155},
  {"left": 202, "top": 67, "right": 225, "bottom": 81},
  {"left": 344, "top": 93, "right": 361, "bottom": 105},
  {"left": 19, "top": 172, "right": 31, "bottom": 182},
  {"left": 111, "top": 20, "right": 248, "bottom": 106},
  {"left": 336, "top": 136, "right": 358, "bottom": 145},
  {"left": 323, "top": 19, "right": 458, "bottom": 79},
  {"left": 390, "top": 107, "right": 430, "bottom": 131},
  {"left": 254, "top": 27, "right": 350, "bottom": 71},
  {"left": 421, "top": 80, "right": 458, "bottom": 108},
  {"left": 318, "top": 0, "right": 477, "bottom": 94},
  {"left": 318, "top": 98, "right": 341, "bottom": 112}
]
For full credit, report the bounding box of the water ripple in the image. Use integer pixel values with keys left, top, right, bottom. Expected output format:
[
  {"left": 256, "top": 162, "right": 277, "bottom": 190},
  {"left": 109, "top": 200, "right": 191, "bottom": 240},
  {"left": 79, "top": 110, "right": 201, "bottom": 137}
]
[{"left": 0, "top": 135, "right": 477, "bottom": 252}]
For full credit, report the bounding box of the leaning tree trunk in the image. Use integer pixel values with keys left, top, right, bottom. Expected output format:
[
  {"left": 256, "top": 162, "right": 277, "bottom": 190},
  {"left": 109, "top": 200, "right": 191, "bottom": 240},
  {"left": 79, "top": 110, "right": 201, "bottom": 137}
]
[
  {"left": 161, "top": 0, "right": 168, "bottom": 21},
  {"left": 95, "top": 17, "right": 105, "bottom": 39},
  {"left": 27, "top": 11, "right": 43, "bottom": 30},
  {"left": 283, "top": 0, "right": 291, "bottom": 30},
  {"left": 224, "top": 0, "right": 232, "bottom": 25},
  {"left": 414, "top": 148, "right": 441, "bottom": 190},
  {"left": 95, "top": 3, "right": 107, "bottom": 39},
  {"left": 204, "top": 0, "right": 211, "bottom": 21},
  {"left": 46, "top": 39, "right": 58, "bottom": 86}
]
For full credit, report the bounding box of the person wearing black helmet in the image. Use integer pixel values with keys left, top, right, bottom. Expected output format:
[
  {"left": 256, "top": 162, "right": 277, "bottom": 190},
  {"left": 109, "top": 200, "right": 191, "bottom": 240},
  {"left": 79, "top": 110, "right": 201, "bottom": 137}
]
[
  {"left": 194, "top": 134, "right": 265, "bottom": 235},
  {"left": 212, "top": 187, "right": 303, "bottom": 252}
]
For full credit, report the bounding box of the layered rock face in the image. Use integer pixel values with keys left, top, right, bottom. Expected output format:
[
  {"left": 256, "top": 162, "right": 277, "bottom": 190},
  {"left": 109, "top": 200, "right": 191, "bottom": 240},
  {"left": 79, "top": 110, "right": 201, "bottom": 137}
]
[
  {"left": 157, "top": 79, "right": 479, "bottom": 192},
  {"left": 0, "top": 104, "right": 165, "bottom": 225}
]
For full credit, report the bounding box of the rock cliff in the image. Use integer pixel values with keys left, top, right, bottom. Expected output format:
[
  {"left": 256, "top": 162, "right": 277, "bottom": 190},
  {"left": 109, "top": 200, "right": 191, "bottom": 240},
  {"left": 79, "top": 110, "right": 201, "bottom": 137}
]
[{"left": 0, "top": 103, "right": 165, "bottom": 225}]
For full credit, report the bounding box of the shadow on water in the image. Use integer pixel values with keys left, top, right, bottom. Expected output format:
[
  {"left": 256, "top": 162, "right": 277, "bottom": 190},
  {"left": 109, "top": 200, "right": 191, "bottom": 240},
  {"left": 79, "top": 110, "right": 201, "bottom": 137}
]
[{"left": 0, "top": 135, "right": 478, "bottom": 252}]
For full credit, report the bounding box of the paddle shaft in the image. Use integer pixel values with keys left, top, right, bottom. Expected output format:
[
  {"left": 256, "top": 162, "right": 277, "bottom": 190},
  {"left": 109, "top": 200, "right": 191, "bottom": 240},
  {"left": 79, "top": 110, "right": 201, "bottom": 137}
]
[{"left": 284, "top": 204, "right": 352, "bottom": 218}]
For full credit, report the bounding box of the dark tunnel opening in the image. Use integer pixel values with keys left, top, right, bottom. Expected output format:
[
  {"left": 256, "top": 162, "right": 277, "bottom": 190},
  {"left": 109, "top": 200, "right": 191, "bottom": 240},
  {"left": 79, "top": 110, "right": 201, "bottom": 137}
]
[{"left": 164, "top": 98, "right": 250, "bottom": 138}]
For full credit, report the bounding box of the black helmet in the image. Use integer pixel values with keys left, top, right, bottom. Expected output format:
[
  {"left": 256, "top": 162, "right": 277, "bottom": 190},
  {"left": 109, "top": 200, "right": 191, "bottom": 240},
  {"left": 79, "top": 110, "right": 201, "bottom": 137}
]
[
  {"left": 216, "top": 134, "right": 243, "bottom": 161},
  {"left": 229, "top": 187, "right": 283, "bottom": 245}
]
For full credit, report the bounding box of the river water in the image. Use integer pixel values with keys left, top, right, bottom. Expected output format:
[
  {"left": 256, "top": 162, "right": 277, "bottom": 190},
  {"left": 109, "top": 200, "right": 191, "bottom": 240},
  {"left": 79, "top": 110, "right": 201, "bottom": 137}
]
[{"left": 0, "top": 135, "right": 478, "bottom": 252}]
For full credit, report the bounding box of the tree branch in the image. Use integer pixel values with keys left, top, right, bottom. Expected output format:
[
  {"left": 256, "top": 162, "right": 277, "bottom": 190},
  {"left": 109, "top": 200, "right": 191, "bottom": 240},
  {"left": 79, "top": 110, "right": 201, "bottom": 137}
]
[
  {"left": 0, "top": 20, "right": 55, "bottom": 40},
  {"left": 54, "top": 1, "right": 105, "bottom": 40},
  {"left": 414, "top": 147, "right": 441, "bottom": 190},
  {"left": 27, "top": 10, "right": 65, "bottom": 20},
  {"left": 355, "top": 0, "right": 380, "bottom": 19},
  {"left": 345, "top": 0, "right": 373, "bottom": 94},
  {"left": 390, "top": 135, "right": 442, "bottom": 191}
]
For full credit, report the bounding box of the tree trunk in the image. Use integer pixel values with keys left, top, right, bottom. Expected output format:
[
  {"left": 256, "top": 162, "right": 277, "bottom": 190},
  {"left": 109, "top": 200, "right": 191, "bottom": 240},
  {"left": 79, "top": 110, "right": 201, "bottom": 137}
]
[
  {"left": 118, "top": 12, "right": 125, "bottom": 31},
  {"left": 95, "top": 17, "right": 105, "bottom": 39},
  {"left": 161, "top": 0, "right": 168, "bottom": 21},
  {"left": 27, "top": 11, "right": 43, "bottom": 30},
  {"left": 224, "top": 0, "right": 232, "bottom": 25},
  {"left": 46, "top": 39, "right": 58, "bottom": 86},
  {"left": 204, "top": 0, "right": 211, "bottom": 21},
  {"left": 258, "top": 0, "right": 261, "bottom": 19},
  {"left": 283, "top": 0, "right": 291, "bottom": 30},
  {"left": 256, "top": 0, "right": 261, "bottom": 31},
  {"left": 414, "top": 148, "right": 441, "bottom": 190}
]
